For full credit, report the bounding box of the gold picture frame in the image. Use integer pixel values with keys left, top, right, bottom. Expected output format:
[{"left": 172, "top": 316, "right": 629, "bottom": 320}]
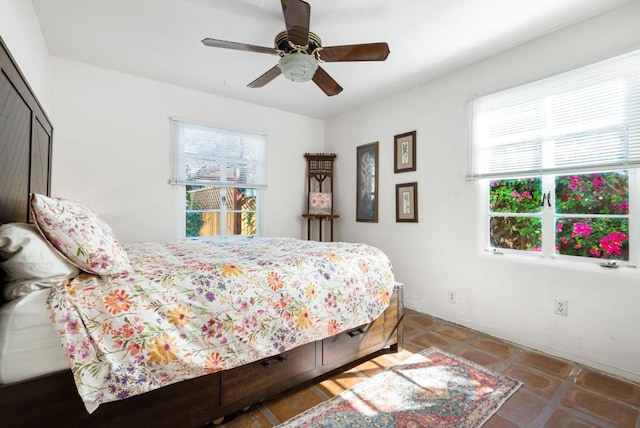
[
  {"left": 356, "top": 142, "right": 379, "bottom": 222},
  {"left": 394, "top": 131, "right": 416, "bottom": 173},
  {"left": 396, "top": 182, "right": 418, "bottom": 222}
]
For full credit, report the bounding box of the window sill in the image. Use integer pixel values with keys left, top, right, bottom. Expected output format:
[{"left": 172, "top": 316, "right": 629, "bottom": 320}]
[
  {"left": 183, "top": 235, "right": 257, "bottom": 242},
  {"left": 480, "top": 249, "right": 638, "bottom": 275}
]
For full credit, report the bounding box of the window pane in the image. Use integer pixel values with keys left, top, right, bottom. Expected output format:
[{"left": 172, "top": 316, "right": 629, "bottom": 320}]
[
  {"left": 192, "top": 212, "right": 220, "bottom": 237},
  {"left": 227, "top": 188, "right": 256, "bottom": 211},
  {"left": 185, "top": 212, "right": 219, "bottom": 237},
  {"left": 490, "top": 178, "right": 542, "bottom": 213},
  {"left": 186, "top": 211, "right": 204, "bottom": 237},
  {"left": 187, "top": 186, "right": 256, "bottom": 211},
  {"left": 487, "top": 100, "right": 544, "bottom": 138},
  {"left": 187, "top": 185, "right": 223, "bottom": 209},
  {"left": 490, "top": 217, "right": 542, "bottom": 252},
  {"left": 555, "top": 172, "right": 628, "bottom": 215},
  {"left": 556, "top": 218, "right": 628, "bottom": 260},
  {"left": 554, "top": 131, "right": 626, "bottom": 170},
  {"left": 549, "top": 79, "right": 625, "bottom": 128},
  {"left": 226, "top": 212, "right": 256, "bottom": 235}
]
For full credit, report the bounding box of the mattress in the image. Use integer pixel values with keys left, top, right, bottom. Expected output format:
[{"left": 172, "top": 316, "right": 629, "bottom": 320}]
[{"left": 0, "top": 289, "right": 69, "bottom": 384}]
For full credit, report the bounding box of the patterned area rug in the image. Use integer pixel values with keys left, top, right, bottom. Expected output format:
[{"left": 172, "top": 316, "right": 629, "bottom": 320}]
[{"left": 277, "top": 347, "right": 521, "bottom": 427}]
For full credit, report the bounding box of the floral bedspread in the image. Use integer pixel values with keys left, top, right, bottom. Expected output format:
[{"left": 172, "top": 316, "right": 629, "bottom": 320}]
[{"left": 48, "top": 237, "right": 395, "bottom": 413}]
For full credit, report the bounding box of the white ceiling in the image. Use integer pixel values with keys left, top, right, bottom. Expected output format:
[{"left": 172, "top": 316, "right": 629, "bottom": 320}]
[{"left": 31, "top": 0, "right": 631, "bottom": 120}]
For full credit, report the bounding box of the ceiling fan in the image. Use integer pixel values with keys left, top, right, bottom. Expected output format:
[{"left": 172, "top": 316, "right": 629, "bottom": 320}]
[{"left": 201, "top": 0, "right": 390, "bottom": 96}]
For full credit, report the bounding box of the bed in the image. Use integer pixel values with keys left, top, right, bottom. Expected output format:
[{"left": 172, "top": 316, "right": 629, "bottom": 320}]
[{"left": 0, "top": 37, "right": 403, "bottom": 427}]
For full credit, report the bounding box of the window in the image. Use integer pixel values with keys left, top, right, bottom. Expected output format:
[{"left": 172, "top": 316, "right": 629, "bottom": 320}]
[
  {"left": 170, "top": 120, "right": 266, "bottom": 238},
  {"left": 488, "top": 173, "right": 629, "bottom": 260},
  {"left": 469, "top": 49, "right": 640, "bottom": 263}
]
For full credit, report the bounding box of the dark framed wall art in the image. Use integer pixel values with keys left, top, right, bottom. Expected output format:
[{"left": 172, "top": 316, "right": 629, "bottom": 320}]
[
  {"left": 396, "top": 182, "right": 418, "bottom": 222},
  {"left": 356, "top": 142, "right": 379, "bottom": 222},
  {"left": 394, "top": 131, "right": 416, "bottom": 173}
]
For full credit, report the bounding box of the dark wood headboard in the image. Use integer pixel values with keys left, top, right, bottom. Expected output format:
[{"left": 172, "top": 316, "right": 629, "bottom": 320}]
[{"left": 0, "top": 36, "right": 53, "bottom": 224}]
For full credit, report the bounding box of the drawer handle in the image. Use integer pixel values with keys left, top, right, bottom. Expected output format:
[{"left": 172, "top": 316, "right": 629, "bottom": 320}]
[
  {"left": 262, "top": 356, "right": 287, "bottom": 368},
  {"left": 347, "top": 328, "right": 365, "bottom": 337}
]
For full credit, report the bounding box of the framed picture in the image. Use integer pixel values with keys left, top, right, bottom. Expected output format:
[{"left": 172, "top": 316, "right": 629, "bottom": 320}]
[
  {"left": 396, "top": 182, "right": 418, "bottom": 222},
  {"left": 308, "top": 192, "right": 332, "bottom": 215},
  {"left": 394, "top": 131, "right": 416, "bottom": 173},
  {"left": 356, "top": 142, "right": 379, "bottom": 222}
]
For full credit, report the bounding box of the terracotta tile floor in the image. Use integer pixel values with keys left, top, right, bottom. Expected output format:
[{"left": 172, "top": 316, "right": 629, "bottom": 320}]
[{"left": 215, "top": 309, "right": 640, "bottom": 427}]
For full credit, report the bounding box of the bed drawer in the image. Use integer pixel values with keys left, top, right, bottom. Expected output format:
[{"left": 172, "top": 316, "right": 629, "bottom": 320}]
[
  {"left": 322, "top": 315, "right": 385, "bottom": 367},
  {"left": 220, "top": 342, "right": 316, "bottom": 406}
]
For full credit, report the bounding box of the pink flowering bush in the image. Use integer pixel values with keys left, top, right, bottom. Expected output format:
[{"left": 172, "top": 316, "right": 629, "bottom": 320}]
[
  {"left": 556, "top": 218, "right": 628, "bottom": 260},
  {"left": 556, "top": 172, "right": 628, "bottom": 215},
  {"left": 555, "top": 172, "right": 629, "bottom": 260}
]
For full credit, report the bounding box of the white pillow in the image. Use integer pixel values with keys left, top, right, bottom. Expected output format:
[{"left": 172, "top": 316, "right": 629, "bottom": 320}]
[
  {"left": 0, "top": 222, "right": 80, "bottom": 300},
  {"left": 30, "top": 193, "right": 131, "bottom": 275}
]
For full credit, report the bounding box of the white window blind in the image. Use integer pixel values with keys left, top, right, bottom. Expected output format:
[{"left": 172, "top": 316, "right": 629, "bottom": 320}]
[
  {"left": 468, "top": 49, "right": 640, "bottom": 180},
  {"left": 170, "top": 119, "right": 267, "bottom": 188}
]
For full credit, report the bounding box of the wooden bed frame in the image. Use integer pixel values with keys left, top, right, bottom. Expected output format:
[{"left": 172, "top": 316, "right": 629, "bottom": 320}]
[{"left": 0, "top": 37, "right": 404, "bottom": 427}]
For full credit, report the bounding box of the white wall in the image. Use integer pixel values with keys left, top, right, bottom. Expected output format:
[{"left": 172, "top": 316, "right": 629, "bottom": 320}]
[
  {"left": 0, "top": 0, "right": 51, "bottom": 111},
  {"left": 49, "top": 58, "right": 325, "bottom": 243},
  {"left": 326, "top": 2, "right": 640, "bottom": 383}
]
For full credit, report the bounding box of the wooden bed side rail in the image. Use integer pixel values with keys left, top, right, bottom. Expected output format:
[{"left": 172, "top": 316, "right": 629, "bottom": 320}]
[{"left": 389, "top": 282, "right": 405, "bottom": 353}]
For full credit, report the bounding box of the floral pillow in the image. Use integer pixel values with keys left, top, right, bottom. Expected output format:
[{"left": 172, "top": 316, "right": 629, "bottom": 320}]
[{"left": 30, "top": 193, "right": 130, "bottom": 275}]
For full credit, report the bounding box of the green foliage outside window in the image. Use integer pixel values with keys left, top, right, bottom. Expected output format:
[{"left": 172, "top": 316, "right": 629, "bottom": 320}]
[
  {"left": 490, "top": 178, "right": 542, "bottom": 214},
  {"left": 490, "top": 178, "right": 542, "bottom": 252},
  {"left": 490, "top": 216, "right": 542, "bottom": 252}
]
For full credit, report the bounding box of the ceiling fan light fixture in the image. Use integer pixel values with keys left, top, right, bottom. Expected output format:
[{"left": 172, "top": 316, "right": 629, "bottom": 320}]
[{"left": 278, "top": 53, "right": 318, "bottom": 83}]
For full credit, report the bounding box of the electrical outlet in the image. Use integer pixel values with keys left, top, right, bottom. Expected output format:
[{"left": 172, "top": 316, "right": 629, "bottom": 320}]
[
  {"left": 554, "top": 299, "right": 568, "bottom": 316},
  {"left": 448, "top": 290, "right": 456, "bottom": 304}
]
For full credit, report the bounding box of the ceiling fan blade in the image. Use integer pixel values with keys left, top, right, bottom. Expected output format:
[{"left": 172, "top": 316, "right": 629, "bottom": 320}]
[
  {"left": 318, "top": 43, "right": 390, "bottom": 62},
  {"left": 281, "top": 0, "right": 310, "bottom": 47},
  {"left": 201, "top": 38, "right": 278, "bottom": 55},
  {"left": 247, "top": 65, "right": 282, "bottom": 88},
  {"left": 312, "top": 66, "right": 343, "bottom": 96}
]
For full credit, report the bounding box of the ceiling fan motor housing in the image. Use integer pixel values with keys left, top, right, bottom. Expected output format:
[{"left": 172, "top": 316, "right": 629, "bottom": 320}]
[{"left": 274, "top": 30, "right": 322, "bottom": 53}]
